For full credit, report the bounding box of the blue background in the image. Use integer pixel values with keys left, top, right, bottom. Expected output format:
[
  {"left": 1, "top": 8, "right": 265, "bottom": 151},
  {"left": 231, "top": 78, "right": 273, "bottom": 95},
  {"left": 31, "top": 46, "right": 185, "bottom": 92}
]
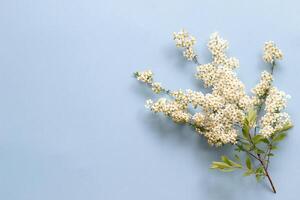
[{"left": 0, "top": 0, "right": 299, "bottom": 199}]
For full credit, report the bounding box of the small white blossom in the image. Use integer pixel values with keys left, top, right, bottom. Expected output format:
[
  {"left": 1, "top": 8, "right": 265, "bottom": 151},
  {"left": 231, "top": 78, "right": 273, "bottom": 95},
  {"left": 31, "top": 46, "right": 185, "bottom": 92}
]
[
  {"left": 259, "top": 125, "right": 275, "bottom": 138},
  {"left": 192, "top": 113, "right": 205, "bottom": 127},
  {"left": 151, "top": 82, "right": 163, "bottom": 93},
  {"left": 263, "top": 41, "right": 283, "bottom": 63},
  {"left": 208, "top": 32, "right": 239, "bottom": 69},
  {"left": 145, "top": 99, "right": 153, "bottom": 109},
  {"left": 135, "top": 70, "right": 153, "bottom": 83},
  {"left": 146, "top": 98, "right": 191, "bottom": 124},
  {"left": 259, "top": 87, "right": 292, "bottom": 138},
  {"left": 265, "top": 87, "right": 288, "bottom": 113},
  {"left": 252, "top": 71, "right": 273, "bottom": 97},
  {"left": 173, "top": 29, "right": 197, "bottom": 60}
]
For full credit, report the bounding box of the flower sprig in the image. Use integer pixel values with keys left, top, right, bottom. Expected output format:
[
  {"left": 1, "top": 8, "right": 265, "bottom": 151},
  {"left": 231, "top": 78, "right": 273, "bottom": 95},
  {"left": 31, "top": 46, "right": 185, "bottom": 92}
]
[{"left": 133, "top": 30, "right": 293, "bottom": 193}]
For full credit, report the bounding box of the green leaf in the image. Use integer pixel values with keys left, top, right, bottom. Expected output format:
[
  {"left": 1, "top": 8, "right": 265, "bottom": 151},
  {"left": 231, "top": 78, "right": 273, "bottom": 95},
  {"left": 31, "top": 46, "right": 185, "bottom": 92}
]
[
  {"left": 261, "top": 138, "right": 270, "bottom": 144},
  {"left": 253, "top": 135, "right": 265, "bottom": 144},
  {"left": 256, "top": 174, "right": 262, "bottom": 182},
  {"left": 243, "top": 143, "right": 251, "bottom": 151},
  {"left": 273, "top": 132, "right": 287, "bottom": 143},
  {"left": 211, "top": 162, "right": 231, "bottom": 169},
  {"left": 254, "top": 148, "right": 265, "bottom": 154},
  {"left": 242, "top": 121, "right": 250, "bottom": 139},
  {"left": 268, "top": 153, "right": 274, "bottom": 157},
  {"left": 246, "top": 157, "right": 252, "bottom": 170},
  {"left": 221, "top": 156, "right": 232, "bottom": 166},
  {"left": 220, "top": 168, "right": 236, "bottom": 172},
  {"left": 247, "top": 108, "right": 257, "bottom": 127},
  {"left": 255, "top": 166, "right": 264, "bottom": 174},
  {"left": 216, "top": 157, "right": 242, "bottom": 169}
]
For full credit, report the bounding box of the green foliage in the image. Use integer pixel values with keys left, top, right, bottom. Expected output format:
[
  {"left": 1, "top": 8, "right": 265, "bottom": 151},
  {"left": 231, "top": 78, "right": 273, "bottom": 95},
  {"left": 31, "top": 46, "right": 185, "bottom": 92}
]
[
  {"left": 246, "top": 108, "right": 257, "bottom": 127},
  {"left": 273, "top": 132, "right": 287, "bottom": 143},
  {"left": 252, "top": 135, "right": 265, "bottom": 144},
  {"left": 254, "top": 147, "right": 265, "bottom": 154},
  {"left": 215, "top": 106, "right": 291, "bottom": 190},
  {"left": 242, "top": 122, "right": 250, "bottom": 140},
  {"left": 255, "top": 166, "right": 265, "bottom": 182},
  {"left": 246, "top": 156, "right": 252, "bottom": 170},
  {"left": 211, "top": 156, "right": 242, "bottom": 172}
]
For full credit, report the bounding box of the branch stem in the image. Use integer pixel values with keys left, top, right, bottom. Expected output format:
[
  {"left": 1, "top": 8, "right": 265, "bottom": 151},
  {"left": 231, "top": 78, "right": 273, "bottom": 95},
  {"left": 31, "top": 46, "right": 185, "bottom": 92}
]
[{"left": 258, "top": 155, "right": 277, "bottom": 193}]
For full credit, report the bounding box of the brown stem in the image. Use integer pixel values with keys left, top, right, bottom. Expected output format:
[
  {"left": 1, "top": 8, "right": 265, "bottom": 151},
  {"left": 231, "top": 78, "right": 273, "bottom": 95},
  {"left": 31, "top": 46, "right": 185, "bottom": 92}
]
[
  {"left": 258, "top": 157, "right": 276, "bottom": 193},
  {"left": 245, "top": 129, "right": 276, "bottom": 193}
]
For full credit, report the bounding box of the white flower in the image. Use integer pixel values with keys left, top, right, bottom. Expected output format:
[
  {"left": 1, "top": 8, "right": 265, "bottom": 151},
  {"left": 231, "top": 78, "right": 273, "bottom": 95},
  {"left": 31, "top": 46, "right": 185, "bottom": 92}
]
[
  {"left": 265, "top": 87, "right": 287, "bottom": 113},
  {"left": 259, "top": 87, "right": 292, "bottom": 138},
  {"left": 146, "top": 97, "right": 191, "bottom": 124},
  {"left": 192, "top": 113, "right": 205, "bottom": 127},
  {"left": 263, "top": 41, "right": 283, "bottom": 63},
  {"left": 151, "top": 82, "right": 163, "bottom": 94},
  {"left": 135, "top": 70, "right": 153, "bottom": 83},
  {"left": 145, "top": 99, "right": 153, "bottom": 109},
  {"left": 173, "top": 29, "right": 197, "bottom": 60},
  {"left": 260, "top": 126, "right": 275, "bottom": 138},
  {"left": 251, "top": 71, "right": 273, "bottom": 97}
]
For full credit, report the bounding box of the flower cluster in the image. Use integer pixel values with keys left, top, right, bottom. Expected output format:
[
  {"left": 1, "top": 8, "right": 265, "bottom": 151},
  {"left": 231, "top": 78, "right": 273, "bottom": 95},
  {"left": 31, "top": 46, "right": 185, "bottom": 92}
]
[
  {"left": 260, "top": 87, "right": 292, "bottom": 137},
  {"left": 207, "top": 32, "right": 239, "bottom": 69},
  {"left": 135, "top": 31, "right": 292, "bottom": 145},
  {"left": 251, "top": 70, "right": 273, "bottom": 106},
  {"left": 145, "top": 98, "right": 191, "bottom": 124},
  {"left": 134, "top": 70, "right": 153, "bottom": 84},
  {"left": 134, "top": 30, "right": 293, "bottom": 193},
  {"left": 135, "top": 70, "right": 164, "bottom": 94},
  {"left": 252, "top": 71, "right": 273, "bottom": 97},
  {"left": 151, "top": 82, "right": 163, "bottom": 94},
  {"left": 186, "top": 33, "right": 252, "bottom": 145},
  {"left": 263, "top": 41, "right": 283, "bottom": 63},
  {"left": 173, "top": 30, "right": 196, "bottom": 60}
]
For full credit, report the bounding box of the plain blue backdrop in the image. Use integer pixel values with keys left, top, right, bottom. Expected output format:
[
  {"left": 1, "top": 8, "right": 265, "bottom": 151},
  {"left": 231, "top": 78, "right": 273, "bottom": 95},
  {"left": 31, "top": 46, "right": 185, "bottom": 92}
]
[{"left": 0, "top": 0, "right": 299, "bottom": 199}]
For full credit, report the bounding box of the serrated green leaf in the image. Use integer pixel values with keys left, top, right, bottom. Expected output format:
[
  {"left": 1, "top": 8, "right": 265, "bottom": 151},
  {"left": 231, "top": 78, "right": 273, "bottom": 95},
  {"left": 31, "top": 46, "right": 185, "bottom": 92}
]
[
  {"left": 273, "top": 132, "right": 287, "bottom": 143},
  {"left": 246, "top": 157, "right": 252, "bottom": 170}
]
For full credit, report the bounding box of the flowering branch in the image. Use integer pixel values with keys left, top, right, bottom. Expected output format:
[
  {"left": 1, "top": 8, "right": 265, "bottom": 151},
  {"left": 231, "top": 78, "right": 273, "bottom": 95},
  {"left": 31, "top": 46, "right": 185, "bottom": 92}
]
[{"left": 133, "top": 30, "right": 293, "bottom": 193}]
